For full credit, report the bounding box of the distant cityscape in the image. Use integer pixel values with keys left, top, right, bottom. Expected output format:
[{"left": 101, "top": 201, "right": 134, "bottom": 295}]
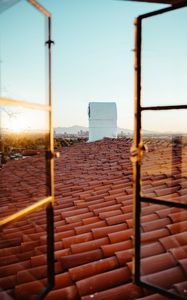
[{"left": 54, "top": 125, "right": 133, "bottom": 138}]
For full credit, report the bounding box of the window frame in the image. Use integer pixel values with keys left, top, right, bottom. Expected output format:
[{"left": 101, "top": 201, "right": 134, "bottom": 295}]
[
  {"left": 0, "top": 1, "right": 55, "bottom": 299},
  {"left": 132, "top": 3, "right": 187, "bottom": 300}
]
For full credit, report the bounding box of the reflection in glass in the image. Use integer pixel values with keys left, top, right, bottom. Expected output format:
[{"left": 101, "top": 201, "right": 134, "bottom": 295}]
[
  {"left": 0, "top": 208, "right": 47, "bottom": 299},
  {"left": 142, "top": 7, "right": 187, "bottom": 107},
  {"left": 0, "top": 0, "right": 47, "bottom": 104},
  {"left": 141, "top": 110, "right": 187, "bottom": 205},
  {"left": 140, "top": 204, "right": 187, "bottom": 299},
  {"left": 0, "top": 105, "right": 50, "bottom": 219}
]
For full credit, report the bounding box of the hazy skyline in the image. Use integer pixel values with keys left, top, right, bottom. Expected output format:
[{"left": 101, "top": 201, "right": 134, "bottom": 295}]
[{"left": 0, "top": 0, "right": 187, "bottom": 133}]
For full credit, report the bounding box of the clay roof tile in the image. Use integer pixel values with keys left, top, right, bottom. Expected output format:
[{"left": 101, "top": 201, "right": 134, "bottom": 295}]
[
  {"left": 69, "top": 256, "right": 119, "bottom": 281},
  {"left": 60, "top": 249, "right": 103, "bottom": 271},
  {"left": 76, "top": 267, "right": 131, "bottom": 296},
  {"left": 141, "top": 252, "right": 177, "bottom": 276},
  {"left": 81, "top": 283, "right": 144, "bottom": 300},
  {"left": 44, "top": 285, "right": 79, "bottom": 300},
  {"left": 142, "top": 266, "right": 185, "bottom": 289}
]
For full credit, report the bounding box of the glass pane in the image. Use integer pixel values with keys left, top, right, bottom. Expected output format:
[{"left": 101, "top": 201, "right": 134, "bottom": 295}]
[
  {"left": 141, "top": 7, "right": 187, "bottom": 107},
  {"left": 0, "top": 105, "right": 50, "bottom": 219},
  {"left": 0, "top": 1, "right": 48, "bottom": 104},
  {"left": 0, "top": 209, "right": 47, "bottom": 300},
  {"left": 140, "top": 204, "right": 187, "bottom": 299},
  {"left": 141, "top": 110, "right": 187, "bottom": 205}
]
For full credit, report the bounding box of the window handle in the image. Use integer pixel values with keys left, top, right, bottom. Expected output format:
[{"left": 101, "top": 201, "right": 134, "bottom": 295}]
[
  {"left": 130, "top": 143, "right": 148, "bottom": 163},
  {"left": 46, "top": 151, "right": 60, "bottom": 159}
]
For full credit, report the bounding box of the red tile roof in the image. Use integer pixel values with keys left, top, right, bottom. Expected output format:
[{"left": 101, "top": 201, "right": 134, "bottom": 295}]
[{"left": 0, "top": 137, "right": 187, "bottom": 299}]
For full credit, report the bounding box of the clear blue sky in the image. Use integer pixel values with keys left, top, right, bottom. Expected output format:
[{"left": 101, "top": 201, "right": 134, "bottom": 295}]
[{"left": 0, "top": 0, "right": 187, "bottom": 132}]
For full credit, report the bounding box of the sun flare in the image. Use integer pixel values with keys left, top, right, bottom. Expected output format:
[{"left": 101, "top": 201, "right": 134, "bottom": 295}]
[{"left": 8, "top": 117, "right": 26, "bottom": 133}]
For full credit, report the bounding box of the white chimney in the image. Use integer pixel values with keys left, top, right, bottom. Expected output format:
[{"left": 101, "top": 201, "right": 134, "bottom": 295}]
[{"left": 88, "top": 102, "right": 117, "bottom": 142}]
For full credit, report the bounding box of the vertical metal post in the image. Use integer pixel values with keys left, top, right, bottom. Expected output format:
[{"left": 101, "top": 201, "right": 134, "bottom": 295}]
[
  {"left": 47, "top": 16, "right": 54, "bottom": 200},
  {"left": 46, "top": 203, "right": 54, "bottom": 287},
  {"left": 46, "top": 16, "right": 55, "bottom": 288},
  {"left": 0, "top": 57, "right": 3, "bottom": 155},
  {"left": 132, "top": 16, "right": 142, "bottom": 284}
]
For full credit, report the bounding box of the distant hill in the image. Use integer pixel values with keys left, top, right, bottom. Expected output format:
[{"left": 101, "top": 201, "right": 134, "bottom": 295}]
[
  {"left": 54, "top": 125, "right": 133, "bottom": 135},
  {"left": 54, "top": 126, "right": 180, "bottom": 136}
]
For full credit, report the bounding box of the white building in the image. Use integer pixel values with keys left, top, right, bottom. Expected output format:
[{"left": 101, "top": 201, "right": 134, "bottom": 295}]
[{"left": 88, "top": 102, "right": 117, "bottom": 142}]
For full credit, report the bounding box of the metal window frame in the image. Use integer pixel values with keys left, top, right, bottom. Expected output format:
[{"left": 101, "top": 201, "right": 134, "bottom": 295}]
[
  {"left": 132, "top": 3, "right": 187, "bottom": 300},
  {"left": 0, "top": 1, "right": 55, "bottom": 299}
]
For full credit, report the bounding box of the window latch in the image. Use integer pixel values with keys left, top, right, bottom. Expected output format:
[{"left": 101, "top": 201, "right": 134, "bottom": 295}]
[
  {"left": 130, "top": 143, "right": 148, "bottom": 163},
  {"left": 46, "top": 151, "right": 60, "bottom": 159}
]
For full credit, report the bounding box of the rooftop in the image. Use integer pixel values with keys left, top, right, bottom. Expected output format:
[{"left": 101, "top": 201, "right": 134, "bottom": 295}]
[{"left": 0, "top": 137, "right": 187, "bottom": 300}]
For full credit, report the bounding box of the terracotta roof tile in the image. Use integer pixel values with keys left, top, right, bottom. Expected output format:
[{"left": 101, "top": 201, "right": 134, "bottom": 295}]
[
  {"left": 142, "top": 266, "right": 185, "bottom": 289},
  {"left": 0, "top": 238, "right": 22, "bottom": 249},
  {"left": 0, "top": 275, "right": 17, "bottom": 290},
  {"left": 55, "top": 221, "right": 82, "bottom": 232},
  {"left": 88, "top": 200, "right": 116, "bottom": 211},
  {"left": 0, "top": 261, "right": 30, "bottom": 278},
  {"left": 115, "top": 249, "right": 132, "bottom": 266},
  {"left": 93, "top": 204, "right": 121, "bottom": 215},
  {"left": 92, "top": 223, "right": 128, "bottom": 239},
  {"left": 141, "top": 218, "right": 171, "bottom": 232},
  {"left": 159, "top": 232, "right": 187, "bottom": 250},
  {"left": 62, "top": 232, "right": 93, "bottom": 248},
  {"left": 141, "top": 228, "right": 170, "bottom": 243},
  {"left": 61, "top": 208, "right": 89, "bottom": 218},
  {"left": 55, "top": 249, "right": 72, "bottom": 262},
  {"left": 15, "top": 280, "right": 45, "bottom": 300},
  {"left": 65, "top": 212, "right": 94, "bottom": 223},
  {"left": 141, "top": 204, "right": 163, "bottom": 215},
  {"left": 178, "top": 258, "right": 187, "bottom": 275},
  {"left": 155, "top": 207, "right": 182, "bottom": 218},
  {"left": 81, "top": 283, "right": 144, "bottom": 300},
  {"left": 170, "top": 194, "right": 187, "bottom": 203},
  {"left": 137, "top": 294, "right": 171, "bottom": 300},
  {"left": 82, "top": 216, "right": 100, "bottom": 225},
  {"left": 108, "top": 229, "right": 133, "bottom": 243},
  {"left": 44, "top": 285, "right": 79, "bottom": 300},
  {"left": 71, "top": 237, "right": 109, "bottom": 254},
  {"left": 141, "top": 213, "right": 160, "bottom": 223},
  {"left": 99, "top": 209, "right": 122, "bottom": 220},
  {"left": 16, "top": 265, "right": 48, "bottom": 284},
  {"left": 154, "top": 186, "right": 180, "bottom": 197},
  {"left": 106, "top": 214, "right": 131, "bottom": 226},
  {"left": 104, "top": 194, "right": 125, "bottom": 201},
  {"left": 168, "top": 211, "right": 187, "bottom": 222},
  {"left": 173, "top": 281, "right": 187, "bottom": 298},
  {"left": 116, "top": 194, "right": 133, "bottom": 203},
  {"left": 69, "top": 256, "right": 119, "bottom": 281},
  {"left": 169, "top": 245, "right": 187, "bottom": 260},
  {"left": 141, "top": 252, "right": 177, "bottom": 275},
  {"left": 61, "top": 249, "right": 103, "bottom": 270},
  {"left": 53, "top": 272, "right": 73, "bottom": 290},
  {"left": 101, "top": 240, "right": 132, "bottom": 257},
  {"left": 120, "top": 204, "right": 133, "bottom": 213},
  {"left": 166, "top": 220, "right": 187, "bottom": 234},
  {"left": 30, "top": 254, "right": 46, "bottom": 268},
  {"left": 141, "top": 241, "right": 165, "bottom": 258},
  {"left": 74, "top": 221, "right": 106, "bottom": 235},
  {"left": 76, "top": 267, "right": 131, "bottom": 296}
]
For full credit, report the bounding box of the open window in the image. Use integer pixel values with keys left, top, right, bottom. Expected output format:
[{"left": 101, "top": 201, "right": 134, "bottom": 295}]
[
  {"left": 132, "top": 3, "right": 187, "bottom": 300},
  {"left": 0, "top": 1, "right": 54, "bottom": 299}
]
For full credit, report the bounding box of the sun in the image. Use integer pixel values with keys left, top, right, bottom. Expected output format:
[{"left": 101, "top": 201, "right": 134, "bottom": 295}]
[{"left": 8, "top": 117, "right": 26, "bottom": 133}]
